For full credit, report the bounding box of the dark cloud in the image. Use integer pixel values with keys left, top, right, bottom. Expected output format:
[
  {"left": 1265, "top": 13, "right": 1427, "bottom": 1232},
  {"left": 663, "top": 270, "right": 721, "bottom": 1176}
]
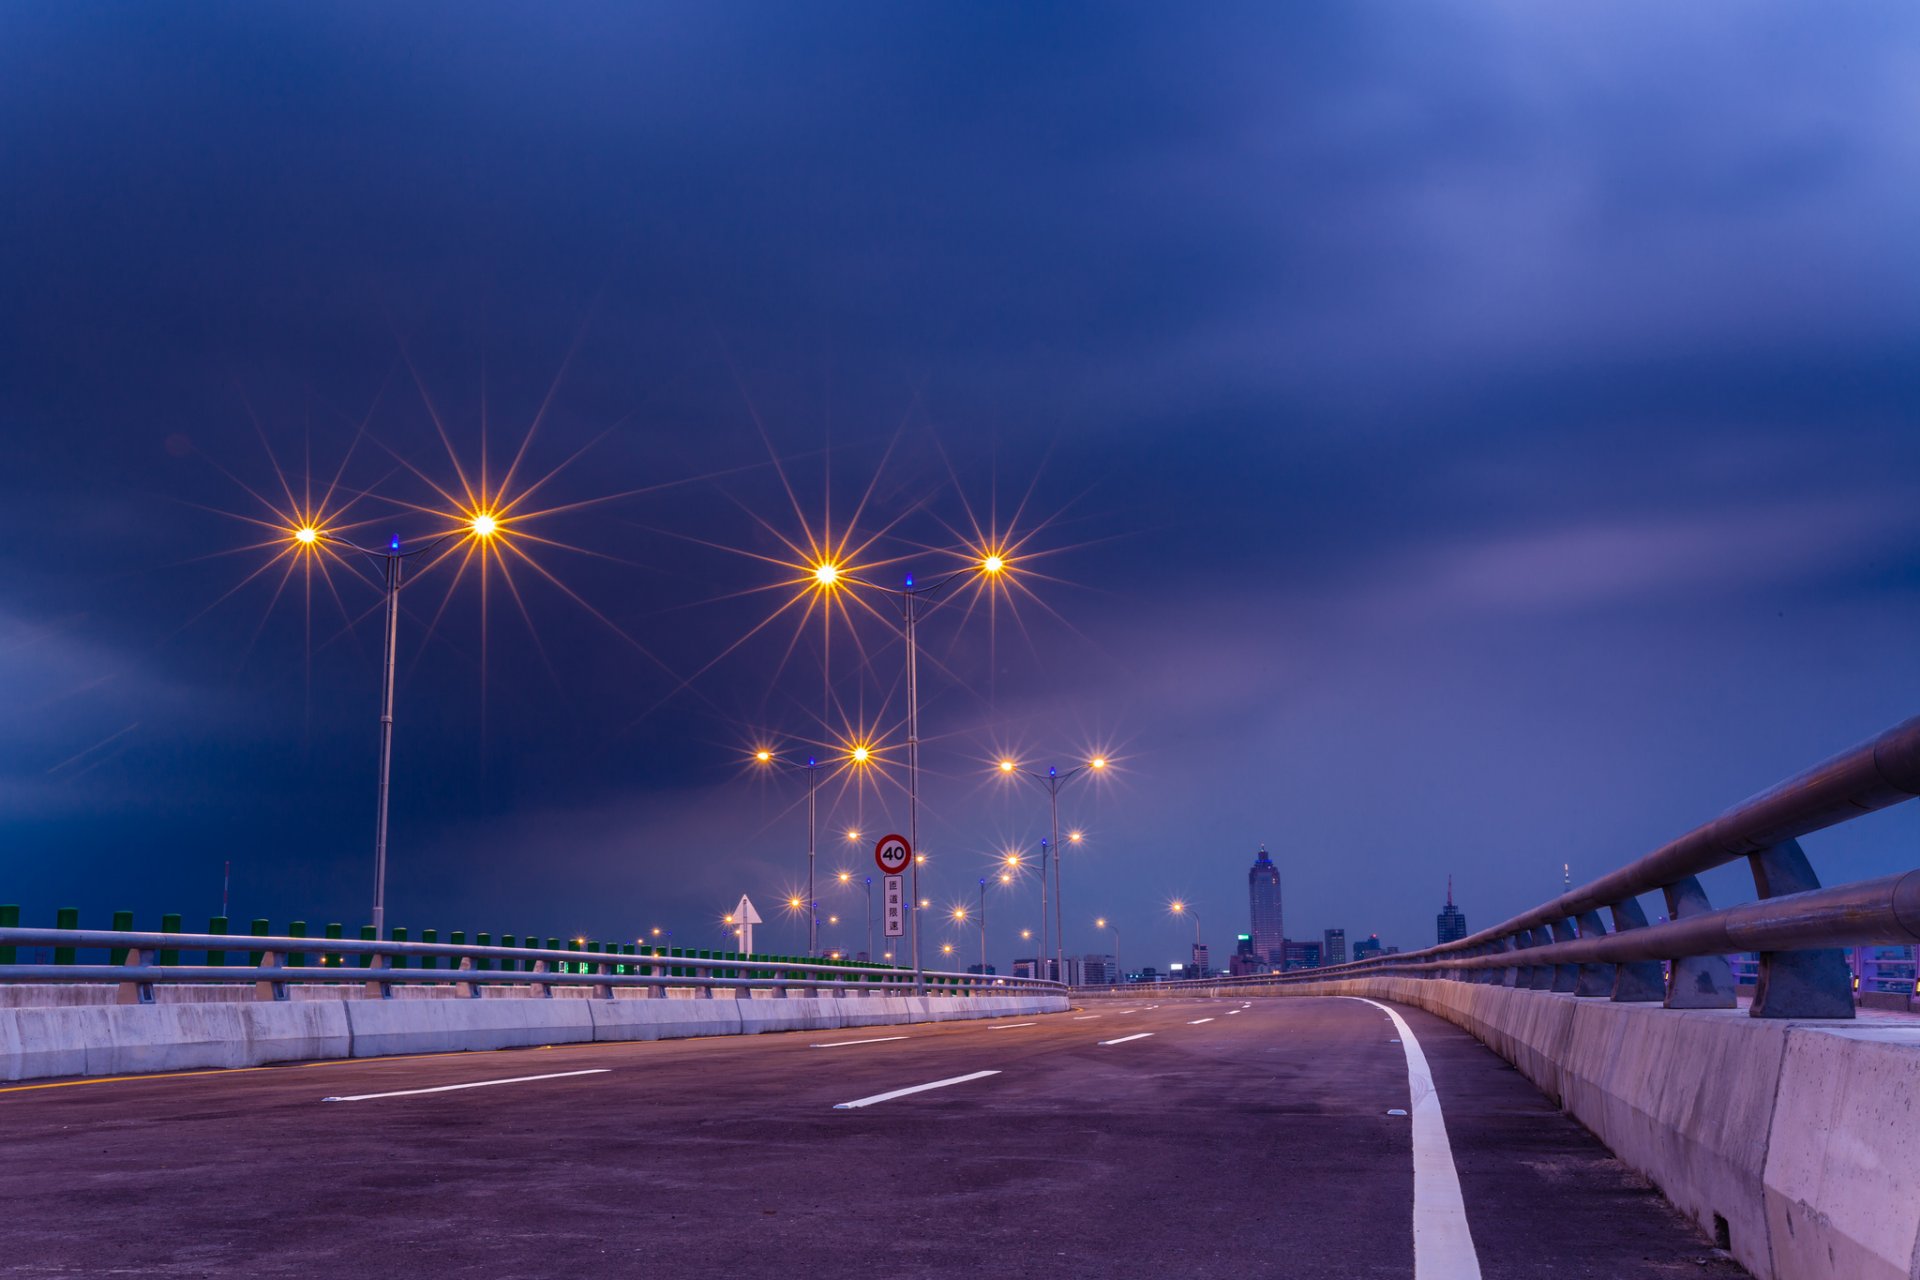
[{"left": 2, "top": 4, "right": 1917, "bottom": 966}]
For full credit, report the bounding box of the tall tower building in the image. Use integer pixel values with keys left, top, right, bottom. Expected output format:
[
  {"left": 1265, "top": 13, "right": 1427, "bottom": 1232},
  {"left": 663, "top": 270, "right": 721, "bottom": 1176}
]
[
  {"left": 1248, "top": 846, "right": 1283, "bottom": 968},
  {"left": 1323, "top": 928, "right": 1347, "bottom": 966},
  {"left": 1437, "top": 876, "right": 1468, "bottom": 945}
]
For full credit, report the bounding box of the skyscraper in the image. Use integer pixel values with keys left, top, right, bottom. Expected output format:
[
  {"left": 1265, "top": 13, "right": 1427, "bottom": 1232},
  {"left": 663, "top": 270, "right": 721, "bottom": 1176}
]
[
  {"left": 1248, "top": 845, "right": 1283, "bottom": 967},
  {"left": 1323, "top": 928, "right": 1347, "bottom": 966},
  {"left": 1437, "top": 876, "right": 1468, "bottom": 944}
]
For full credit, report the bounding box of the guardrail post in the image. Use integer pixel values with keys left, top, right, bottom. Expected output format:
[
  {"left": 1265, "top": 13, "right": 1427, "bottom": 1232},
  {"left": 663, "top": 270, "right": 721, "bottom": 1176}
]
[
  {"left": 1504, "top": 932, "right": 1527, "bottom": 987},
  {"left": 1605, "top": 898, "right": 1665, "bottom": 1001},
  {"left": 1662, "top": 876, "right": 1736, "bottom": 1008},
  {"left": 1547, "top": 918, "right": 1580, "bottom": 991},
  {"left": 1526, "top": 927, "right": 1556, "bottom": 989},
  {"left": 696, "top": 950, "right": 715, "bottom": 998},
  {"left": 325, "top": 923, "right": 343, "bottom": 967},
  {"left": 471, "top": 932, "right": 489, "bottom": 971},
  {"left": 1572, "top": 910, "right": 1617, "bottom": 996},
  {"left": 253, "top": 951, "right": 289, "bottom": 1002},
  {"left": 529, "top": 957, "right": 554, "bottom": 997},
  {"left": 161, "top": 913, "right": 181, "bottom": 966},
  {"left": 287, "top": 921, "right": 307, "bottom": 969},
  {"left": 358, "top": 924, "right": 376, "bottom": 968},
  {"left": 206, "top": 915, "right": 228, "bottom": 968},
  {"left": 110, "top": 910, "right": 134, "bottom": 965},
  {"left": 419, "top": 928, "right": 438, "bottom": 971},
  {"left": 455, "top": 953, "right": 481, "bottom": 999},
  {"left": 362, "top": 951, "right": 394, "bottom": 1000},
  {"left": 248, "top": 918, "right": 270, "bottom": 966},
  {"left": 115, "top": 941, "right": 156, "bottom": 1005},
  {"left": 1747, "top": 839, "right": 1855, "bottom": 1018},
  {"left": 0, "top": 904, "right": 17, "bottom": 964}
]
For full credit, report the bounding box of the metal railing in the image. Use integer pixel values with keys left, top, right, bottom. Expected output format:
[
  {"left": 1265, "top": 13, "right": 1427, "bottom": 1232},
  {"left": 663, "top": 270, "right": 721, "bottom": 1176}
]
[
  {"left": 1115, "top": 714, "right": 1920, "bottom": 1018},
  {"left": 0, "top": 928, "right": 1066, "bottom": 1005}
]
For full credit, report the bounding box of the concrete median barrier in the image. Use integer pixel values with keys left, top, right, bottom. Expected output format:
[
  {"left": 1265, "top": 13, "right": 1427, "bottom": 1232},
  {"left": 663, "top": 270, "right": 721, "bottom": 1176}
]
[
  {"left": 0, "top": 990, "right": 1069, "bottom": 1083},
  {"left": 1256, "top": 976, "right": 1920, "bottom": 1280}
]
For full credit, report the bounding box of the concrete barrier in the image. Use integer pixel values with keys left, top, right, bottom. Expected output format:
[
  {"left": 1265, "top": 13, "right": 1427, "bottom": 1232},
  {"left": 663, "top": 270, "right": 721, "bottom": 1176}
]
[
  {"left": 0, "top": 991, "right": 1068, "bottom": 1083},
  {"left": 1248, "top": 977, "right": 1920, "bottom": 1280},
  {"left": 343, "top": 998, "right": 596, "bottom": 1057}
]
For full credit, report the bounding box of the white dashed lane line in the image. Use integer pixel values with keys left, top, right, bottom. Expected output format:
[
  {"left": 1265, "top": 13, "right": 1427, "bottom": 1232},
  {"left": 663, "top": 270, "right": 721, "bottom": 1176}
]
[
  {"left": 809, "top": 1037, "right": 910, "bottom": 1048},
  {"left": 1098, "top": 1033, "right": 1154, "bottom": 1046},
  {"left": 987, "top": 1022, "right": 1036, "bottom": 1030},
  {"left": 1187, "top": 1018, "right": 1214, "bottom": 1025},
  {"left": 321, "top": 1069, "right": 609, "bottom": 1103},
  {"left": 833, "top": 1071, "right": 1002, "bottom": 1110}
]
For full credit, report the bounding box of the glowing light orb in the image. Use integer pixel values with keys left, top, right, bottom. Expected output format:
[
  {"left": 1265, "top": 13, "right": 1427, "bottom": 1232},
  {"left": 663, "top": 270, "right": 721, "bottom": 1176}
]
[
  {"left": 470, "top": 512, "right": 499, "bottom": 538},
  {"left": 998, "top": 759, "right": 1015, "bottom": 773},
  {"left": 850, "top": 745, "right": 870, "bottom": 764},
  {"left": 982, "top": 554, "right": 1005, "bottom": 574},
  {"left": 1090, "top": 757, "right": 1107, "bottom": 770},
  {"left": 812, "top": 562, "right": 840, "bottom": 587},
  {"left": 293, "top": 526, "right": 319, "bottom": 545},
  {"left": 755, "top": 750, "right": 772, "bottom": 763}
]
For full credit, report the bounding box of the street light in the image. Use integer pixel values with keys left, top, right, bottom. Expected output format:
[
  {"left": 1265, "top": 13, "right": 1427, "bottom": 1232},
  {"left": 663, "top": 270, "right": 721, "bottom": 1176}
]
[
  {"left": 808, "top": 552, "right": 1008, "bottom": 993},
  {"left": 1170, "top": 900, "right": 1203, "bottom": 975},
  {"left": 1097, "top": 917, "right": 1121, "bottom": 986},
  {"left": 997, "top": 755, "right": 1105, "bottom": 980},
  {"left": 287, "top": 512, "right": 498, "bottom": 938},
  {"left": 754, "top": 740, "right": 871, "bottom": 955}
]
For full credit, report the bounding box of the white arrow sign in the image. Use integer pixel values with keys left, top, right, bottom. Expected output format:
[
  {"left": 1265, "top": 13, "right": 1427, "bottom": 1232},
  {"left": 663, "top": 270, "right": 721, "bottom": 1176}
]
[{"left": 732, "top": 894, "right": 764, "bottom": 956}]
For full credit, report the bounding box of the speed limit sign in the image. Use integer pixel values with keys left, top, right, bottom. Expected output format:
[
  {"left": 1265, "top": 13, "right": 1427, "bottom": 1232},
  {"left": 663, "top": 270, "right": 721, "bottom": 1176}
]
[{"left": 874, "top": 833, "right": 911, "bottom": 876}]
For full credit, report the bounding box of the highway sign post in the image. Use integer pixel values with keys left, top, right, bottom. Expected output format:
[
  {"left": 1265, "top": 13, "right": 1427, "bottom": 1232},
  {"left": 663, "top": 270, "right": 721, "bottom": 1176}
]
[
  {"left": 876, "top": 834, "right": 909, "bottom": 943},
  {"left": 731, "top": 894, "right": 763, "bottom": 957}
]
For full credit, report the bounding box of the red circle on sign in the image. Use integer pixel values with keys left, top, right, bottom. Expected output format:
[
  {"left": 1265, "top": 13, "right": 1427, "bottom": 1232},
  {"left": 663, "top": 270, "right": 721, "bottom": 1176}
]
[{"left": 874, "top": 833, "right": 911, "bottom": 875}]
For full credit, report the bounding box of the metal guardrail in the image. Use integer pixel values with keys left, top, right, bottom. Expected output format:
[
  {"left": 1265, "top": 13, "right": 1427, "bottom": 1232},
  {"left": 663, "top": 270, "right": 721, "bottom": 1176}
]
[
  {"left": 1117, "top": 714, "right": 1920, "bottom": 1018},
  {"left": 0, "top": 928, "right": 1066, "bottom": 1005}
]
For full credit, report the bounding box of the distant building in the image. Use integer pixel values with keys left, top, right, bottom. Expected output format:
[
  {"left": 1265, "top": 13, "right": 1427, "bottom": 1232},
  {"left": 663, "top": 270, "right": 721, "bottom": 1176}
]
[
  {"left": 1437, "top": 877, "right": 1467, "bottom": 945},
  {"left": 1190, "top": 943, "right": 1211, "bottom": 978},
  {"left": 1011, "top": 957, "right": 1040, "bottom": 980},
  {"left": 1284, "top": 939, "right": 1322, "bottom": 970},
  {"left": 1353, "top": 934, "right": 1385, "bottom": 962},
  {"left": 1135, "top": 966, "right": 1160, "bottom": 984},
  {"left": 966, "top": 963, "right": 997, "bottom": 976},
  {"left": 1323, "top": 928, "right": 1347, "bottom": 967},
  {"left": 1249, "top": 846, "right": 1284, "bottom": 967},
  {"left": 1229, "top": 933, "right": 1269, "bottom": 977}
]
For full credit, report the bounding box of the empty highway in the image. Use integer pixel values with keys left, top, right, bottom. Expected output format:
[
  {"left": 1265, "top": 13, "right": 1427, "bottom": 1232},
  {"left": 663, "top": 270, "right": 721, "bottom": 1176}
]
[{"left": 0, "top": 997, "right": 1746, "bottom": 1278}]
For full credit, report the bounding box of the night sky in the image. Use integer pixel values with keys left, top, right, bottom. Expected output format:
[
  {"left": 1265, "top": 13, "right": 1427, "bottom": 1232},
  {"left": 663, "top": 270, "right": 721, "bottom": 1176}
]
[{"left": 4, "top": 4, "right": 1918, "bottom": 971}]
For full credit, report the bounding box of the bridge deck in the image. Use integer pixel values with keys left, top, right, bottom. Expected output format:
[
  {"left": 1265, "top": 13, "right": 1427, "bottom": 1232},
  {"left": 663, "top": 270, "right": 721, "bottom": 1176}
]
[{"left": 0, "top": 996, "right": 1746, "bottom": 1278}]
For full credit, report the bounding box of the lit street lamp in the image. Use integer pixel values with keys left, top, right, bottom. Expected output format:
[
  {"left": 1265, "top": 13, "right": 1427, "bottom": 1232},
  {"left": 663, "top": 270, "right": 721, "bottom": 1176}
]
[
  {"left": 1170, "top": 900, "right": 1203, "bottom": 975},
  {"left": 997, "top": 756, "right": 1105, "bottom": 980},
  {"left": 754, "top": 741, "right": 871, "bottom": 955},
  {"left": 808, "top": 552, "right": 1008, "bottom": 992},
  {"left": 1097, "top": 916, "right": 1121, "bottom": 986},
  {"left": 289, "top": 511, "right": 500, "bottom": 938}
]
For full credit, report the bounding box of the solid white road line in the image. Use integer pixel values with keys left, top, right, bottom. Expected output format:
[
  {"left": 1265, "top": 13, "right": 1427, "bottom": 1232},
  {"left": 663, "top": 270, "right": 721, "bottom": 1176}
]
[
  {"left": 1187, "top": 1017, "right": 1215, "bottom": 1025},
  {"left": 833, "top": 1070, "right": 1001, "bottom": 1110},
  {"left": 1098, "top": 1032, "right": 1154, "bottom": 1046},
  {"left": 810, "top": 1036, "right": 910, "bottom": 1048},
  {"left": 321, "top": 1069, "right": 609, "bottom": 1103},
  {"left": 1346, "top": 998, "right": 1483, "bottom": 1280},
  {"left": 988, "top": 1022, "right": 1037, "bottom": 1029}
]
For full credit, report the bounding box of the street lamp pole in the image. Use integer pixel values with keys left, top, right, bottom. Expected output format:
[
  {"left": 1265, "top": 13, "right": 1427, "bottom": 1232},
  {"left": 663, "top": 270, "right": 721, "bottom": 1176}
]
[
  {"left": 978, "top": 878, "right": 988, "bottom": 974},
  {"left": 999, "top": 756, "right": 1105, "bottom": 981},
  {"left": 806, "top": 758, "right": 819, "bottom": 956},
  {"left": 1098, "top": 917, "right": 1121, "bottom": 986},
  {"left": 297, "top": 523, "right": 471, "bottom": 941},
  {"left": 864, "top": 875, "right": 874, "bottom": 962}
]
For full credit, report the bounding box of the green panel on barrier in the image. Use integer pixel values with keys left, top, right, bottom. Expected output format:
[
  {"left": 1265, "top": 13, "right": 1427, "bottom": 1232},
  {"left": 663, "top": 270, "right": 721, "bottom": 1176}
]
[
  {"left": 325, "top": 923, "right": 343, "bottom": 967},
  {"left": 160, "top": 913, "right": 181, "bottom": 966},
  {"left": 55, "top": 907, "right": 77, "bottom": 966},
  {"left": 419, "top": 928, "right": 437, "bottom": 969},
  {"left": 547, "top": 939, "right": 562, "bottom": 975},
  {"left": 0, "top": 903, "right": 17, "bottom": 965},
  {"left": 473, "top": 932, "right": 489, "bottom": 971},
  {"left": 499, "top": 935, "right": 517, "bottom": 971},
  {"left": 390, "top": 926, "right": 408, "bottom": 968},
  {"left": 249, "top": 918, "right": 269, "bottom": 967},
  {"left": 110, "top": 910, "right": 133, "bottom": 965},
  {"left": 288, "top": 920, "right": 307, "bottom": 969},
  {"left": 206, "top": 915, "right": 228, "bottom": 967},
  {"left": 359, "top": 924, "right": 376, "bottom": 967}
]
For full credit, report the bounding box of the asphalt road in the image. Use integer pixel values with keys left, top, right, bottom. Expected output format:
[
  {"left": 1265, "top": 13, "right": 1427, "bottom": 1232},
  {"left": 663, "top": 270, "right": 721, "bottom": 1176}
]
[{"left": 0, "top": 996, "right": 1748, "bottom": 1279}]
